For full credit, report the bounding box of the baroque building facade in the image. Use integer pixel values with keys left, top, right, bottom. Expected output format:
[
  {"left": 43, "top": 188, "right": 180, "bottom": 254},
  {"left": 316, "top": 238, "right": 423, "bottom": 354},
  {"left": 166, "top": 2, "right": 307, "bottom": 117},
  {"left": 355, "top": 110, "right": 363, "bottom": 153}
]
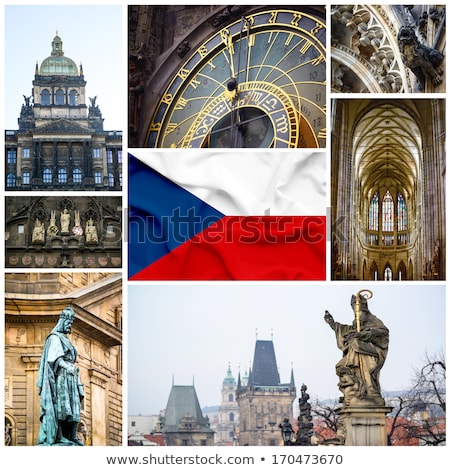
[
  {"left": 4, "top": 273, "right": 122, "bottom": 446},
  {"left": 5, "top": 196, "right": 122, "bottom": 269},
  {"left": 331, "top": 4, "right": 446, "bottom": 93},
  {"left": 331, "top": 99, "right": 445, "bottom": 280},
  {"left": 129, "top": 5, "right": 326, "bottom": 148},
  {"left": 5, "top": 33, "right": 122, "bottom": 190},
  {"left": 236, "top": 339, "right": 296, "bottom": 446},
  {"left": 216, "top": 365, "right": 239, "bottom": 445}
]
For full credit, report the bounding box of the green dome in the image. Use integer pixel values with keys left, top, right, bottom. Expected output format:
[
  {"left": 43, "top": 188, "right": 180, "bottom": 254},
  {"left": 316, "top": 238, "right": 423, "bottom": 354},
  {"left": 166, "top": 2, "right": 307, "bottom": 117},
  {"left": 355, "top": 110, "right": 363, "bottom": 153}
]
[{"left": 39, "top": 33, "right": 79, "bottom": 76}]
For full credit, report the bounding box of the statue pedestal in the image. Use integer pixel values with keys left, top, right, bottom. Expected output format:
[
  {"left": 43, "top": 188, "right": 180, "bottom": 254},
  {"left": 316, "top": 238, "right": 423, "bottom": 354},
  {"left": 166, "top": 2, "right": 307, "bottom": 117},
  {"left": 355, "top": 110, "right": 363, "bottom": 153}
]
[{"left": 338, "top": 402, "right": 393, "bottom": 446}]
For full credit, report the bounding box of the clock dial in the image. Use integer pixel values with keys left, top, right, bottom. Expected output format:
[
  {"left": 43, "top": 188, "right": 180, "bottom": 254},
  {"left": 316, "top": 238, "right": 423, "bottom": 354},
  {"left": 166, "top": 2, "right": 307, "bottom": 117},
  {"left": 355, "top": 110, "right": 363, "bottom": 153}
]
[{"left": 146, "top": 9, "right": 326, "bottom": 148}]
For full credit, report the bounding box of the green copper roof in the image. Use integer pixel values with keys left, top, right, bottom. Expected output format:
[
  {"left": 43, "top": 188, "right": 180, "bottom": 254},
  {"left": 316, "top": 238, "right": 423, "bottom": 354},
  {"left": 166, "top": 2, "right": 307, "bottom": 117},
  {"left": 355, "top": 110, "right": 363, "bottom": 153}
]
[{"left": 39, "top": 33, "right": 79, "bottom": 76}]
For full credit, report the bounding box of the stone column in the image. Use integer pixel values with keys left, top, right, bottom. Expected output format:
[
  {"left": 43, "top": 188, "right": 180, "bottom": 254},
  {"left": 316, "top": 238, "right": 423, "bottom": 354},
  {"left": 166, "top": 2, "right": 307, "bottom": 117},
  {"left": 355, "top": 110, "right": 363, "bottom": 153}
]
[{"left": 338, "top": 404, "right": 393, "bottom": 446}]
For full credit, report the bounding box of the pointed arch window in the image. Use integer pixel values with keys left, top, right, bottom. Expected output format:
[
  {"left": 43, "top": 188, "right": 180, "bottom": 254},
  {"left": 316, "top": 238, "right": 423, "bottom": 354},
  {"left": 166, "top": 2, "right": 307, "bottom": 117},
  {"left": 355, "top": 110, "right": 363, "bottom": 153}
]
[
  {"left": 397, "top": 193, "right": 407, "bottom": 231},
  {"left": 369, "top": 192, "right": 379, "bottom": 230},
  {"left": 382, "top": 190, "right": 394, "bottom": 232},
  {"left": 384, "top": 266, "right": 393, "bottom": 281}
]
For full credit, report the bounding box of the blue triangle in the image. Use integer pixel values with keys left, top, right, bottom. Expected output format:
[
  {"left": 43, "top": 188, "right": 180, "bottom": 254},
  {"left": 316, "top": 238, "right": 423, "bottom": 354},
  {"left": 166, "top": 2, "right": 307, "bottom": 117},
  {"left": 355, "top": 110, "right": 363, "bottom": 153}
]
[{"left": 128, "top": 154, "right": 225, "bottom": 278}]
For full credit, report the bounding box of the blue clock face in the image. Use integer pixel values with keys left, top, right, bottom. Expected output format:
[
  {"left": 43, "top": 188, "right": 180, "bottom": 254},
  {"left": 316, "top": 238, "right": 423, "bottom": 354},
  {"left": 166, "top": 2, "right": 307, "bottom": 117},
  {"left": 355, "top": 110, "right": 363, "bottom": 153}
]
[{"left": 146, "top": 8, "right": 326, "bottom": 148}]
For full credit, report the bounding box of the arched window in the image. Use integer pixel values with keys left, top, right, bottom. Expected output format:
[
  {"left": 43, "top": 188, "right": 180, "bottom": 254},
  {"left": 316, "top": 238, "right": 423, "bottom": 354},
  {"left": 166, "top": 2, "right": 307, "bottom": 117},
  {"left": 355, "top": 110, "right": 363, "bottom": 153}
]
[
  {"left": 397, "top": 193, "right": 407, "bottom": 231},
  {"left": 73, "top": 168, "right": 82, "bottom": 184},
  {"left": 43, "top": 168, "right": 52, "bottom": 184},
  {"left": 41, "top": 89, "right": 51, "bottom": 106},
  {"left": 58, "top": 168, "right": 67, "bottom": 184},
  {"left": 229, "top": 412, "right": 234, "bottom": 422},
  {"left": 368, "top": 192, "right": 379, "bottom": 230},
  {"left": 228, "top": 393, "right": 234, "bottom": 402},
  {"left": 7, "top": 173, "right": 16, "bottom": 187},
  {"left": 384, "top": 266, "right": 393, "bottom": 281},
  {"left": 69, "top": 90, "right": 78, "bottom": 106},
  {"left": 382, "top": 190, "right": 394, "bottom": 232},
  {"left": 55, "top": 89, "right": 65, "bottom": 105}
]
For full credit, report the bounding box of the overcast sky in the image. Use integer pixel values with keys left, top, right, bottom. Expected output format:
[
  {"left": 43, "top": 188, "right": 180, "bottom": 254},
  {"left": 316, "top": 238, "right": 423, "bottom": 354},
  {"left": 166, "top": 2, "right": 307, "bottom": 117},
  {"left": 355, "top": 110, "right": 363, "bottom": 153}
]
[
  {"left": 4, "top": 4, "right": 124, "bottom": 131},
  {"left": 127, "top": 282, "right": 445, "bottom": 416}
]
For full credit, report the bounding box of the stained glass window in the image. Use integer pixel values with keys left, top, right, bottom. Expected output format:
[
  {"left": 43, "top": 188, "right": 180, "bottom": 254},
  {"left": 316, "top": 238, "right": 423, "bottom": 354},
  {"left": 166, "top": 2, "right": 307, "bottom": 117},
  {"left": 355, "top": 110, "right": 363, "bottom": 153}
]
[
  {"left": 397, "top": 193, "right": 407, "bottom": 231},
  {"left": 382, "top": 190, "right": 394, "bottom": 232},
  {"left": 369, "top": 192, "right": 379, "bottom": 230}
]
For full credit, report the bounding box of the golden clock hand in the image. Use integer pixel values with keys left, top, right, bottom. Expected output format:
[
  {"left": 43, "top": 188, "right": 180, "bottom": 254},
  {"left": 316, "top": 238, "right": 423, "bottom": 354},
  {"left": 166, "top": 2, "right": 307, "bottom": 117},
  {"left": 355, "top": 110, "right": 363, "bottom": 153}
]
[{"left": 220, "top": 29, "right": 236, "bottom": 79}]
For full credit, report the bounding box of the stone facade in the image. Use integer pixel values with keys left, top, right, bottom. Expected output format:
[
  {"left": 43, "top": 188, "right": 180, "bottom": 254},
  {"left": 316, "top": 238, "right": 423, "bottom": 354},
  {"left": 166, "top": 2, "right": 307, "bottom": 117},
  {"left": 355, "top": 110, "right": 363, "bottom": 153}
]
[
  {"left": 5, "top": 33, "right": 122, "bottom": 191},
  {"left": 331, "top": 5, "right": 446, "bottom": 93},
  {"left": 237, "top": 340, "right": 296, "bottom": 446},
  {"left": 5, "top": 196, "right": 122, "bottom": 269},
  {"left": 4, "top": 273, "right": 122, "bottom": 446}
]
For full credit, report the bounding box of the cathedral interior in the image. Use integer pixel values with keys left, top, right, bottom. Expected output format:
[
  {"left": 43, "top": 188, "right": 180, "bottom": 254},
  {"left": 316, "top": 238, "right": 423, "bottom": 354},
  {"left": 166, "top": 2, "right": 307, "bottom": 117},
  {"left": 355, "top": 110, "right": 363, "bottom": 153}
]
[{"left": 331, "top": 99, "right": 445, "bottom": 281}]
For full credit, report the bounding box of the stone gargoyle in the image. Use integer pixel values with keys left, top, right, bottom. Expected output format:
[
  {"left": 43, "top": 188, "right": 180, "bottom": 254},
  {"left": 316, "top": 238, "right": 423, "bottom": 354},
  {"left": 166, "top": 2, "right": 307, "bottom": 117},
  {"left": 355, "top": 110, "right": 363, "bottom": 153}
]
[{"left": 397, "top": 25, "right": 444, "bottom": 90}]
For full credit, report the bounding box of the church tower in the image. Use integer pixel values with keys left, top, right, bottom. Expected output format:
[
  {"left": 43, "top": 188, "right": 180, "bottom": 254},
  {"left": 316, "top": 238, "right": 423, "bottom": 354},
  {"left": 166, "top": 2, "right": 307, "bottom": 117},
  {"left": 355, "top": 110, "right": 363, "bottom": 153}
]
[
  {"left": 236, "top": 339, "right": 296, "bottom": 446},
  {"left": 216, "top": 364, "right": 239, "bottom": 445}
]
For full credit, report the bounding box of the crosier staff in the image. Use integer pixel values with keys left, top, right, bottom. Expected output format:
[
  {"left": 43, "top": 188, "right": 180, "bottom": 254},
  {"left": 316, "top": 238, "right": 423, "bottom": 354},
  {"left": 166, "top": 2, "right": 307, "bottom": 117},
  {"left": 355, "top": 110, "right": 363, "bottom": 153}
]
[{"left": 354, "top": 289, "right": 373, "bottom": 375}]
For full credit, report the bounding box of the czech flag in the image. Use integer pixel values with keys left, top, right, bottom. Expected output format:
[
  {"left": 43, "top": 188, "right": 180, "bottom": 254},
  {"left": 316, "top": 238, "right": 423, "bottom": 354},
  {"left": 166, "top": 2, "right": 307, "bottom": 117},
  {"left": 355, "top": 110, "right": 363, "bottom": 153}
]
[{"left": 128, "top": 151, "right": 326, "bottom": 280}]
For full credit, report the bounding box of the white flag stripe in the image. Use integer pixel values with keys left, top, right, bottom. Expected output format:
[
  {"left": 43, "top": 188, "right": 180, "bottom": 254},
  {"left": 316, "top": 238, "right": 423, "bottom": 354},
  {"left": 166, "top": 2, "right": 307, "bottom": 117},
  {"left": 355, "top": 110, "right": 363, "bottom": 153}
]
[{"left": 132, "top": 150, "right": 326, "bottom": 216}]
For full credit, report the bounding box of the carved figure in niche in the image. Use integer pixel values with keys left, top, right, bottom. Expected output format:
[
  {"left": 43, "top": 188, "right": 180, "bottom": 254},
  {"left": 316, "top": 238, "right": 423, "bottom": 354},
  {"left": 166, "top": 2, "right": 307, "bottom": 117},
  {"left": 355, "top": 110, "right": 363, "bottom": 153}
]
[
  {"left": 32, "top": 218, "right": 45, "bottom": 244},
  {"left": 431, "top": 242, "right": 440, "bottom": 278},
  {"left": 397, "top": 25, "right": 444, "bottom": 90},
  {"left": 60, "top": 209, "right": 71, "bottom": 234},
  {"left": 324, "top": 290, "right": 389, "bottom": 406},
  {"left": 85, "top": 218, "right": 99, "bottom": 245},
  {"left": 47, "top": 210, "right": 59, "bottom": 236},
  {"left": 36, "top": 307, "right": 85, "bottom": 446}
]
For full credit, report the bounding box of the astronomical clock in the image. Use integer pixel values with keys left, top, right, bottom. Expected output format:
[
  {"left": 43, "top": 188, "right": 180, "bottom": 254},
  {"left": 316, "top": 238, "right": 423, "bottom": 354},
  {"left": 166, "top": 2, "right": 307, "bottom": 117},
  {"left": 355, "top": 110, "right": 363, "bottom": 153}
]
[{"left": 142, "top": 7, "right": 326, "bottom": 148}]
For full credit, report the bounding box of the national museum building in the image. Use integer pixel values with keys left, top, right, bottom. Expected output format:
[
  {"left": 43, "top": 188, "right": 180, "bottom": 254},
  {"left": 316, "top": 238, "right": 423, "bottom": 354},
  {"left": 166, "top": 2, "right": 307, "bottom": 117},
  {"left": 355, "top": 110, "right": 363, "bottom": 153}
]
[
  {"left": 5, "top": 33, "right": 122, "bottom": 191},
  {"left": 5, "top": 273, "right": 123, "bottom": 446},
  {"left": 128, "top": 5, "right": 326, "bottom": 148}
]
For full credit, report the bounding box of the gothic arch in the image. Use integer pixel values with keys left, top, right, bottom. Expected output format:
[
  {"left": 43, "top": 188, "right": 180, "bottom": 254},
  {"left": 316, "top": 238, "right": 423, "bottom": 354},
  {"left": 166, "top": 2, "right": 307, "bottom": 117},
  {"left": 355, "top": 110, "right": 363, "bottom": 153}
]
[
  {"left": 370, "top": 261, "right": 378, "bottom": 281},
  {"left": 397, "top": 260, "right": 407, "bottom": 280},
  {"left": 331, "top": 5, "right": 445, "bottom": 93},
  {"left": 331, "top": 98, "right": 445, "bottom": 280},
  {"left": 331, "top": 5, "right": 410, "bottom": 92}
]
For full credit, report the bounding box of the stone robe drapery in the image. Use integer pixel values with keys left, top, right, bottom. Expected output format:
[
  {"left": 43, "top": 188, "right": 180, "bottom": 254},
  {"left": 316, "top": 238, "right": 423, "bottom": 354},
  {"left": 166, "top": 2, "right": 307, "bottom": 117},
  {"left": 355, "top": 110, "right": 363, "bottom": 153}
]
[{"left": 333, "top": 312, "right": 389, "bottom": 399}]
